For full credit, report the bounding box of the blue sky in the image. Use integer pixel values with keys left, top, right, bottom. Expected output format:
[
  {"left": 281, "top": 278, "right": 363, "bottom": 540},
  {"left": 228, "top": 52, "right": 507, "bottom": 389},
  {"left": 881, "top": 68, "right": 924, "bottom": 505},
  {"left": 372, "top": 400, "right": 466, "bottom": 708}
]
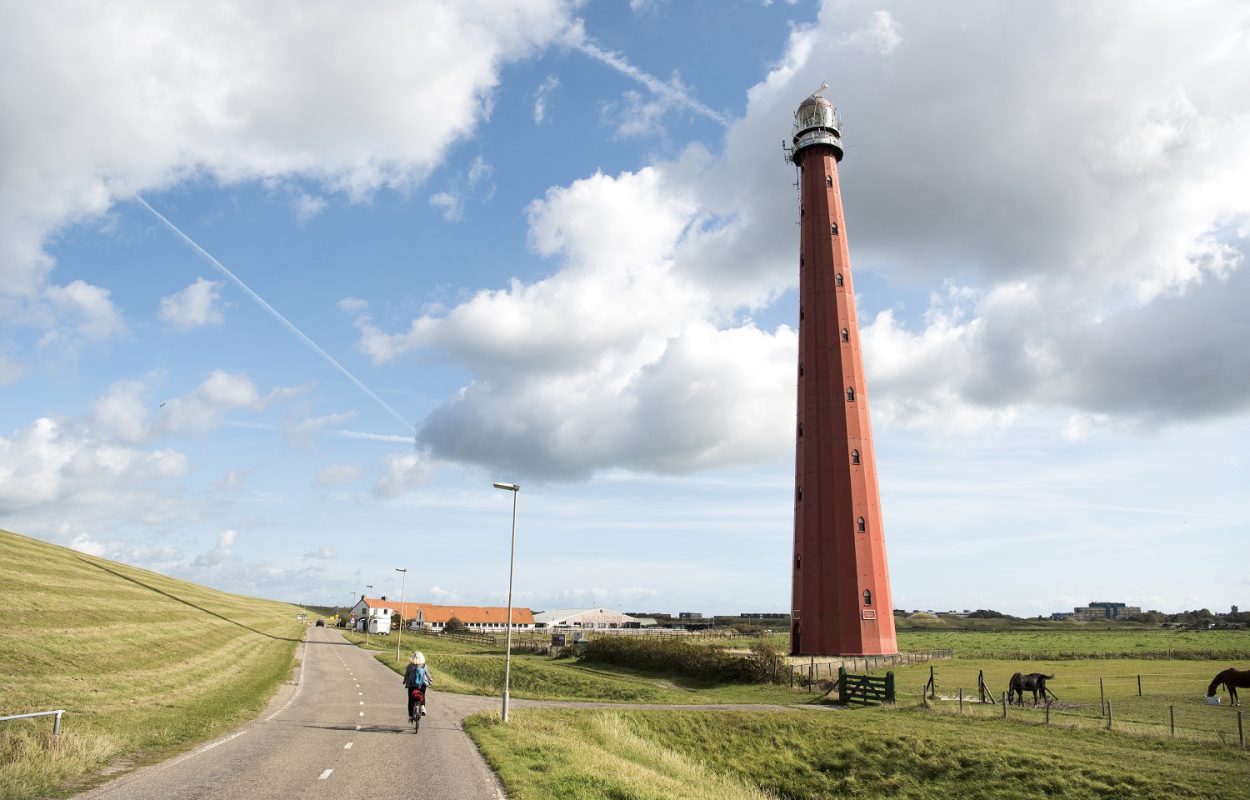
[{"left": 3, "top": 1, "right": 1248, "bottom": 617}]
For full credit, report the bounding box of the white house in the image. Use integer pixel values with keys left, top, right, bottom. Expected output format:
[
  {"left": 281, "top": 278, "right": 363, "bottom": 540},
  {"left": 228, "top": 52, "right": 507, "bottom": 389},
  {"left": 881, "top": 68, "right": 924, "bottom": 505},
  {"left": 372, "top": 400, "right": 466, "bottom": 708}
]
[{"left": 533, "top": 608, "right": 641, "bottom": 629}]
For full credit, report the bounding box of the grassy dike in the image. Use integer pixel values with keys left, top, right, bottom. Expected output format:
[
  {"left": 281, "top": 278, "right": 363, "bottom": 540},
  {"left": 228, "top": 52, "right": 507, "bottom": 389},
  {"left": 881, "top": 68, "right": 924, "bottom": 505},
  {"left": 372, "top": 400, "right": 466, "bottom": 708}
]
[
  {"left": 0, "top": 529, "right": 304, "bottom": 800},
  {"left": 465, "top": 706, "right": 1250, "bottom": 800}
]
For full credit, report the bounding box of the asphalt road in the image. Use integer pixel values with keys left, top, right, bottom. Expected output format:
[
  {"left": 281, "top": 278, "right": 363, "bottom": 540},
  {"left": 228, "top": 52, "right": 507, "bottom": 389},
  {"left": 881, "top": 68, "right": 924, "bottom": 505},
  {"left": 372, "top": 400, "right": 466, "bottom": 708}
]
[{"left": 78, "top": 626, "right": 506, "bottom": 800}]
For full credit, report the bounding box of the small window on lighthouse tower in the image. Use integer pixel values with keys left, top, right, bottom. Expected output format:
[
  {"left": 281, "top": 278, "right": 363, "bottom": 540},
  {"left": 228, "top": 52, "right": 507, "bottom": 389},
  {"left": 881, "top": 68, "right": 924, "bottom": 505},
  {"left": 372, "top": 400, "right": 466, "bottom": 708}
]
[
  {"left": 835, "top": 273, "right": 844, "bottom": 287},
  {"left": 857, "top": 516, "right": 866, "bottom": 532},
  {"left": 798, "top": 422, "right": 804, "bottom": 438},
  {"left": 851, "top": 449, "right": 860, "bottom": 465},
  {"left": 831, "top": 223, "right": 839, "bottom": 236},
  {"left": 841, "top": 328, "right": 849, "bottom": 343},
  {"left": 796, "top": 486, "right": 803, "bottom": 502},
  {"left": 863, "top": 590, "right": 872, "bottom": 606},
  {"left": 846, "top": 387, "right": 855, "bottom": 402},
  {"left": 826, "top": 175, "right": 833, "bottom": 187},
  {"left": 799, "top": 363, "right": 805, "bottom": 377}
]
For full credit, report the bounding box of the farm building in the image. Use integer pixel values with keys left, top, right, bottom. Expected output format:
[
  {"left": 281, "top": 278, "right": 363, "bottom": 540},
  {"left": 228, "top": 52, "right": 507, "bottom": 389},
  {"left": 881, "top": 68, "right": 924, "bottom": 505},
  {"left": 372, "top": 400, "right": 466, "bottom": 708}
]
[
  {"left": 533, "top": 608, "right": 641, "bottom": 629},
  {"left": 350, "top": 597, "right": 535, "bottom": 632},
  {"left": 414, "top": 604, "right": 535, "bottom": 632}
]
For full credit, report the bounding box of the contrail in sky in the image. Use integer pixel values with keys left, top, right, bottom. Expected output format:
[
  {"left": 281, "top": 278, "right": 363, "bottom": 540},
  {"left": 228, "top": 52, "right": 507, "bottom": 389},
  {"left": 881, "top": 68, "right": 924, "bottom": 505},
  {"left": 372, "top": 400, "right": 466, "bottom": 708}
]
[
  {"left": 135, "top": 195, "right": 416, "bottom": 437},
  {"left": 569, "top": 34, "right": 731, "bottom": 127}
]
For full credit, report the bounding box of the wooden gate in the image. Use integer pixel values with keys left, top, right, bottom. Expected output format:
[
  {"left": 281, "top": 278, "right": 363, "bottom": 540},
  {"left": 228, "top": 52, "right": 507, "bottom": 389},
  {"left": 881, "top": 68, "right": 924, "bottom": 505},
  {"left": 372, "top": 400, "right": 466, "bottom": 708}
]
[{"left": 838, "top": 667, "right": 895, "bottom": 705}]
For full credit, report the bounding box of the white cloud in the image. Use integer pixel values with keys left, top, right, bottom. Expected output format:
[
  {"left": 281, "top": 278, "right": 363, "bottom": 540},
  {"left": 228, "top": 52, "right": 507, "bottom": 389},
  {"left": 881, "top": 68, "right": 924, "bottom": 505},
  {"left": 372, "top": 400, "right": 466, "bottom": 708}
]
[
  {"left": 317, "top": 463, "right": 361, "bottom": 486},
  {"left": 159, "top": 278, "right": 225, "bottom": 330},
  {"left": 159, "top": 371, "right": 286, "bottom": 435},
  {"left": 0, "top": 416, "right": 190, "bottom": 514},
  {"left": 429, "top": 192, "right": 463, "bottom": 222},
  {"left": 304, "top": 546, "right": 336, "bottom": 560},
  {"left": 39, "top": 280, "right": 127, "bottom": 346},
  {"left": 90, "top": 371, "right": 299, "bottom": 443},
  {"left": 1, "top": 1, "right": 577, "bottom": 296},
  {"left": 294, "top": 193, "right": 327, "bottom": 223},
  {"left": 533, "top": 74, "right": 560, "bottom": 124},
  {"left": 373, "top": 453, "right": 433, "bottom": 498},
  {"left": 355, "top": 0, "right": 1250, "bottom": 479},
  {"left": 838, "top": 10, "right": 903, "bottom": 55}
]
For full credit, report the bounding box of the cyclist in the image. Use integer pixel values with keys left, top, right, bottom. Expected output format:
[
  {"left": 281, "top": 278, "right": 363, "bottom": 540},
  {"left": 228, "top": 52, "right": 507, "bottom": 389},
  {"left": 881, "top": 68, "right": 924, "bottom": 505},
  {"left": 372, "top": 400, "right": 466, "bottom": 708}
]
[{"left": 403, "top": 651, "right": 432, "bottom": 720}]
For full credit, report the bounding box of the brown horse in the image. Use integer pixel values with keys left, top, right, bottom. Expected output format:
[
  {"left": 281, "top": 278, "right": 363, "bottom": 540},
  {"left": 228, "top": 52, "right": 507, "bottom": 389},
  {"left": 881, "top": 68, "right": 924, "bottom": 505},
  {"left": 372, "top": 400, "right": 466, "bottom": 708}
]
[
  {"left": 1207, "top": 668, "right": 1250, "bottom": 706},
  {"left": 1007, "top": 672, "right": 1055, "bottom": 706}
]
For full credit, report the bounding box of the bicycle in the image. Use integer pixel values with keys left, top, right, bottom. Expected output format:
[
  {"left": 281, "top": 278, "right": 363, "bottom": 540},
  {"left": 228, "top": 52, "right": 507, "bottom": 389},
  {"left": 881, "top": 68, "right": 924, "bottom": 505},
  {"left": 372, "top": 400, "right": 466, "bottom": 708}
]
[{"left": 409, "top": 688, "right": 425, "bottom": 733}]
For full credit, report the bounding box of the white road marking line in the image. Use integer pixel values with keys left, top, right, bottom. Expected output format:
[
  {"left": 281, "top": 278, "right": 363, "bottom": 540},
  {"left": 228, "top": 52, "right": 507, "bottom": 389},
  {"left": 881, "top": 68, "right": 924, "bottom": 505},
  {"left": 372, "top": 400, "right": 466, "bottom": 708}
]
[
  {"left": 319, "top": 769, "right": 334, "bottom": 780},
  {"left": 359, "top": 712, "right": 364, "bottom": 717},
  {"left": 344, "top": 742, "right": 353, "bottom": 749},
  {"left": 356, "top": 725, "right": 361, "bottom": 730}
]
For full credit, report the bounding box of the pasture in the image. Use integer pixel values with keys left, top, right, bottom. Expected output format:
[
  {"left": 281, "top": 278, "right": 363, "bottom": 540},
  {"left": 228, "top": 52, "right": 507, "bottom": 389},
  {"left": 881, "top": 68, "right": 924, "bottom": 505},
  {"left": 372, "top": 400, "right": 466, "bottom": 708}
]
[
  {"left": 458, "top": 626, "right": 1249, "bottom": 799},
  {"left": 466, "top": 705, "right": 1249, "bottom": 800},
  {"left": 883, "top": 659, "right": 1248, "bottom": 746},
  {"left": 0, "top": 529, "right": 303, "bottom": 800}
]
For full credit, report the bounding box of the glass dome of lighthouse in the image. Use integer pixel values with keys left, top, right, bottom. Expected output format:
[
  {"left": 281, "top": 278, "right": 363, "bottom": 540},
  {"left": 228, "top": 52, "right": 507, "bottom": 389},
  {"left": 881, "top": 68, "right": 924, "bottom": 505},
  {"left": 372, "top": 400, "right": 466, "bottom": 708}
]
[{"left": 792, "top": 84, "right": 844, "bottom": 161}]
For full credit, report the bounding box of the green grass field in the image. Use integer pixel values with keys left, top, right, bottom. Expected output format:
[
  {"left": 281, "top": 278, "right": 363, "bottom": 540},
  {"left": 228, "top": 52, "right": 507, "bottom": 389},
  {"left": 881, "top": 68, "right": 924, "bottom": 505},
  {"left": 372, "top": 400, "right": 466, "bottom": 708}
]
[
  {"left": 882, "top": 658, "right": 1248, "bottom": 744},
  {"left": 896, "top": 628, "right": 1250, "bottom": 660},
  {"left": 351, "top": 631, "right": 816, "bottom": 705},
  {"left": 466, "top": 705, "right": 1249, "bottom": 800},
  {"left": 0, "top": 529, "right": 304, "bottom": 800},
  {"left": 446, "top": 626, "right": 1250, "bottom": 799}
]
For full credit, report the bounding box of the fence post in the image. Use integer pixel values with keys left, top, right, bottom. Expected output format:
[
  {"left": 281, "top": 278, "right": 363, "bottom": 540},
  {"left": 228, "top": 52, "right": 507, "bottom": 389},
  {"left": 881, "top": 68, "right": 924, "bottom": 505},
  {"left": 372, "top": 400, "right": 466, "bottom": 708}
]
[
  {"left": 808, "top": 661, "right": 814, "bottom": 693},
  {"left": 838, "top": 666, "right": 849, "bottom": 705},
  {"left": 1106, "top": 702, "right": 1112, "bottom": 731},
  {"left": 1045, "top": 701, "right": 1050, "bottom": 726},
  {"left": 1137, "top": 674, "right": 1142, "bottom": 696},
  {"left": 1169, "top": 705, "right": 1175, "bottom": 737},
  {"left": 1001, "top": 692, "right": 1007, "bottom": 719},
  {"left": 885, "top": 671, "right": 895, "bottom": 704}
]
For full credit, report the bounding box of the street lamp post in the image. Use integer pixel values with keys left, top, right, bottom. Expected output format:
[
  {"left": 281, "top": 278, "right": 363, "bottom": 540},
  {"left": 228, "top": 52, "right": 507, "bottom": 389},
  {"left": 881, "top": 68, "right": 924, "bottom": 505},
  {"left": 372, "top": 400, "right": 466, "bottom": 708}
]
[
  {"left": 493, "top": 482, "right": 520, "bottom": 722},
  {"left": 365, "top": 585, "right": 373, "bottom": 646},
  {"left": 395, "top": 568, "right": 407, "bottom": 662}
]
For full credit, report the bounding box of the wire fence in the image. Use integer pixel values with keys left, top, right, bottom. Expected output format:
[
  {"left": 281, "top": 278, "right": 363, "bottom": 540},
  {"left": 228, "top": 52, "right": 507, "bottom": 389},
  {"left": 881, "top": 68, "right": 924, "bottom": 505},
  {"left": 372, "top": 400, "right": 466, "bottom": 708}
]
[{"left": 913, "top": 669, "right": 1248, "bottom": 749}]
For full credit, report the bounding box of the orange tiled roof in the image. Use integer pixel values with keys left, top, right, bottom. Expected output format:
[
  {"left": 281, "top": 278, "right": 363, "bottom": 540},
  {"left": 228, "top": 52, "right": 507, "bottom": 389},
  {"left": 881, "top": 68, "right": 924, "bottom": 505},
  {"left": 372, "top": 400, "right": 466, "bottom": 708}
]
[{"left": 362, "top": 599, "right": 533, "bottom": 625}]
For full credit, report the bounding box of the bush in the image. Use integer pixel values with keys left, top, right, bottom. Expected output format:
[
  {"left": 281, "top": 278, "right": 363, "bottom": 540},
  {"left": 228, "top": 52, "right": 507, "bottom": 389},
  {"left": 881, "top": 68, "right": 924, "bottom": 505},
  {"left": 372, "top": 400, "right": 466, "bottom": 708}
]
[
  {"left": 577, "top": 637, "right": 777, "bottom": 683},
  {"left": 443, "top": 616, "right": 466, "bottom": 634}
]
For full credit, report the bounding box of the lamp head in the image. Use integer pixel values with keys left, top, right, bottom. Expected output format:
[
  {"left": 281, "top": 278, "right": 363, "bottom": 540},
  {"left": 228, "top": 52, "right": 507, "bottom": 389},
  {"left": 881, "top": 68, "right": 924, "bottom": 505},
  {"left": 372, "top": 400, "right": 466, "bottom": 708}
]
[{"left": 493, "top": 482, "right": 520, "bottom": 491}]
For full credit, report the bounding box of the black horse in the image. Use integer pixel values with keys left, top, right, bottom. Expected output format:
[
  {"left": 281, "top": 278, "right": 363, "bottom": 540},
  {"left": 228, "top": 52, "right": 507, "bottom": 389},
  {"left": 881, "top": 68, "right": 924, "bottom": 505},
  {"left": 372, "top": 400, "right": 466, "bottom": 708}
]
[
  {"left": 1007, "top": 672, "right": 1054, "bottom": 706},
  {"left": 1207, "top": 668, "right": 1250, "bottom": 706}
]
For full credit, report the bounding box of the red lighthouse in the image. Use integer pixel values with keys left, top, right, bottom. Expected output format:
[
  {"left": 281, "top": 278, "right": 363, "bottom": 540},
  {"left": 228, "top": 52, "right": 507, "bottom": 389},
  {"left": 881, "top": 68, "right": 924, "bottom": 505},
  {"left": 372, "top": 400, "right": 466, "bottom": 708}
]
[{"left": 788, "top": 90, "right": 897, "bottom": 656}]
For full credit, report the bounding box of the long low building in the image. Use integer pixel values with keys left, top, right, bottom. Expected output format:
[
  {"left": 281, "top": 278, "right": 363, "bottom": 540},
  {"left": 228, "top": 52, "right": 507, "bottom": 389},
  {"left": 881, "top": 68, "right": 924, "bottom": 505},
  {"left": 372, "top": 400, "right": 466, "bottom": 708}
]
[
  {"left": 350, "top": 596, "right": 534, "bottom": 631},
  {"left": 533, "top": 608, "right": 641, "bottom": 629}
]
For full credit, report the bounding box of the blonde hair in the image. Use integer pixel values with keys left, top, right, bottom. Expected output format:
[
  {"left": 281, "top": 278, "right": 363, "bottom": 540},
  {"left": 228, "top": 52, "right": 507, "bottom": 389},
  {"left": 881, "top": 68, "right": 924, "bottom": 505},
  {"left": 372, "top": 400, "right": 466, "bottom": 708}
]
[{"left": 411, "top": 651, "right": 425, "bottom": 665}]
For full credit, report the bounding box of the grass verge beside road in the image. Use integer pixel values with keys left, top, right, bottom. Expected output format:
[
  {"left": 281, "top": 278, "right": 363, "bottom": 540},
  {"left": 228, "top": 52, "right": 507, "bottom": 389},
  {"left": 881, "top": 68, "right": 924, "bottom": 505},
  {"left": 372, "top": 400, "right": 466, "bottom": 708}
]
[
  {"left": 351, "top": 631, "right": 816, "bottom": 705},
  {"left": 0, "top": 529, "right": 304, "bottom": 800},
  {"left": 466, "top": 706, "right": 1250, "bottom": 800}
]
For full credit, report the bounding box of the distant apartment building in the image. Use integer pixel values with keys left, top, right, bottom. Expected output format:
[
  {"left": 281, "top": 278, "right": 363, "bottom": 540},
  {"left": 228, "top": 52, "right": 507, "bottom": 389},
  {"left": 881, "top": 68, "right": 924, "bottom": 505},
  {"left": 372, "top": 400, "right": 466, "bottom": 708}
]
[{"left": 1070, "top": 601, "right": 1141, "bottom": 621}]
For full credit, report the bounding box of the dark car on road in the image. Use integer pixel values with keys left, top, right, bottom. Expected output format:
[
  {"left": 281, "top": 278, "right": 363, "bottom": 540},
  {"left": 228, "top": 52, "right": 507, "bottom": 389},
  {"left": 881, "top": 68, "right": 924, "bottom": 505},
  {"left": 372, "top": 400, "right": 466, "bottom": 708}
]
[{"left": 315, "top": 619, "right": 325, "bottom": 627}]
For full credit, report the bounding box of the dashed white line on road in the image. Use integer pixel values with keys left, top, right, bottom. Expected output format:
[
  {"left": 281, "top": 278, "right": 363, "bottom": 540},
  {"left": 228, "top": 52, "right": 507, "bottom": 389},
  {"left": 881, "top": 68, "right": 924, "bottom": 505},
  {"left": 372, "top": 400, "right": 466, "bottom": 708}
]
[
  {"left": 359, "top": 712, "right": 364, "bottom": 717},
  {"left": 344, "top": 742, "right": 354, "bottom": 749},
  {"left": 356, "top": 725, "right": 361, "bottom": 731},
  {"left": 319, "top": 769, "right": 334, "bottom": 780}
]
